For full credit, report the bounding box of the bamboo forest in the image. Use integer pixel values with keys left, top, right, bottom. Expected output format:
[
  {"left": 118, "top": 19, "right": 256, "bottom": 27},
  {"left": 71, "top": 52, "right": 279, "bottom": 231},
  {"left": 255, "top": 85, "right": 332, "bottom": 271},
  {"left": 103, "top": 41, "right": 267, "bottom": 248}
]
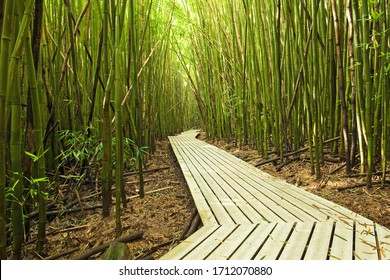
[{"left": 0, "top": 0, "right": 390, "bottom": 260}]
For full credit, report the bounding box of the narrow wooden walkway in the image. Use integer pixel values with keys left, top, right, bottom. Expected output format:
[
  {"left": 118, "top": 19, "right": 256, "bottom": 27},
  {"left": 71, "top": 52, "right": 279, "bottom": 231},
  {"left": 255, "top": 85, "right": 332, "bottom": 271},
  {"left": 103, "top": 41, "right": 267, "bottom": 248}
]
[{"left": 161, "top": 130, "right": 390, "bottom": 260}]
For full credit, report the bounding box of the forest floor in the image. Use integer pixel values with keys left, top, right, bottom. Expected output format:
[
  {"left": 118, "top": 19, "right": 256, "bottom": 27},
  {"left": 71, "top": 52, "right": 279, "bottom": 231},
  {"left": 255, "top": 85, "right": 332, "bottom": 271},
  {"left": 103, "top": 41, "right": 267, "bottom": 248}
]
[
  {"left": 23, "top": 140, "right": 195, "bottom": 260},
  {"left": 22, "top": 131, "right": 390, "bottom": 260}
]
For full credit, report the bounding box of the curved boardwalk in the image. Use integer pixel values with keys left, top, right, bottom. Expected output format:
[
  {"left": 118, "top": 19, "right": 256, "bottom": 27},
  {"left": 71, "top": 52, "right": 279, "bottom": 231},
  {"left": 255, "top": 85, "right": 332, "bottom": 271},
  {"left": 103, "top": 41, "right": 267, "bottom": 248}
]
[{"left": 161, "top": 130, "right": 390, "bottom": 260}]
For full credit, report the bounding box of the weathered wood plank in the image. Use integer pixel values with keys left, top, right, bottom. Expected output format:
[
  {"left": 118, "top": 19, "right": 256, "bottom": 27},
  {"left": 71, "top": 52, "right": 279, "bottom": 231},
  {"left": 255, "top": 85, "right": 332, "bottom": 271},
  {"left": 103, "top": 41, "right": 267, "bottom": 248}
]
[
  {"left": 194, "top": 142, "right": 331, "bottom": 222},
  {"left": 304, "top": 222, "right": 333, "bottom": 260},
  {"left": 354, "top": 222, "right": 378, "bottom": 260},
  {"left": 205, "top": 224, "right": 258, "bottom": 260},
  {"left": 375, "top": 224, "right": 390, "bottom": 260},
  {"left": 182, "top": 141, "right": 298, "bottom": 223},
  {"left": 175, "top": 137, "right": 252, "bottom": 223},
  {"left": 254, "top": 223, "right": 295, "bottom": 260},
  {"left": 182, "top": 140, "right": 313, "bottom": 222},
  {"left": 182, "top": 224, "right": 238, "bottom": 260},
  {"left": 328, "top": 222, "right": 354, "bottom": 260},
  {"left": 160, "top": 225, "right": 220, "bottom": 260},
  {"left": 171, "top": 136, "right": 233, "bottom": 224},
  {"left": 229, "top": 223, "right": 277, "bottom": 260},
  {"left": 239, "top": 165, "right": 370, "bottom": 224},
  {"left": 169, "top": 136, "right": 217, "bottom": 226},
  {"left": 278, "top": 222, "right": 314, "bottom": 260},
  {"left": 197, "top": 140, "right": 372, "bottom": 224}
]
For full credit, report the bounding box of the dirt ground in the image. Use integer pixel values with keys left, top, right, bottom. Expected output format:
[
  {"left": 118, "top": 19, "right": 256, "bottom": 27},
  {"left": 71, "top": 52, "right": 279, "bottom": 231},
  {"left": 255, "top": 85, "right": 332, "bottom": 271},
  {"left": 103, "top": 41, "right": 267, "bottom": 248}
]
[
  {"left": 21, "top": 132, "right": 390, "bottom": 260},
  {"left": 23, "top": 140, "right": 195, "bottom": 260}
]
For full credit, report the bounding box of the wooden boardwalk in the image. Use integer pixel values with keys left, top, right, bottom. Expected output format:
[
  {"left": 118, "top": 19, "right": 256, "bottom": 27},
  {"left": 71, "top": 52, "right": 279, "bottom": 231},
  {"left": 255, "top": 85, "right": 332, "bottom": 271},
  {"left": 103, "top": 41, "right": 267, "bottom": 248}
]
[{"left": 161, "top": 130, "right": 390, "bottom": 260}]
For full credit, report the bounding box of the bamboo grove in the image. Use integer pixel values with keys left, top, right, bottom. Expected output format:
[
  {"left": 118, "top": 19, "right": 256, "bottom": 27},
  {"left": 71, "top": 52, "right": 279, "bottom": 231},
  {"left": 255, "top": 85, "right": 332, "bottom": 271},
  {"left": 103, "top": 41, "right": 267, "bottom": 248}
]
[
  {"left": 0, "top": 0, "right": 389, "bottom": 260},
  {"left": 0, "top": 0, "right": 198, "bottom": 259},
  {"left": 179, "top": 0, "right": 389, "bottom": 184}
]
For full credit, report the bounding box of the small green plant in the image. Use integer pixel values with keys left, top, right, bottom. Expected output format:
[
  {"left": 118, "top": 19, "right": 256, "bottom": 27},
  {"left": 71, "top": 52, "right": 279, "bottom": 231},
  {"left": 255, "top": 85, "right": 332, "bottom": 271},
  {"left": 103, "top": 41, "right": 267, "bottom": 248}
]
[
  {"left": 57, "top": 128, "right": 97, "bottom": 167},
  {"left": 58, "top": 128, "right": 148, "bottom": 172},
  {"left": 23, "top": 151, "right": 50, "bottom": 204},
  {"left": 132, "top": 144, "right": 149, "bottom": 171}
]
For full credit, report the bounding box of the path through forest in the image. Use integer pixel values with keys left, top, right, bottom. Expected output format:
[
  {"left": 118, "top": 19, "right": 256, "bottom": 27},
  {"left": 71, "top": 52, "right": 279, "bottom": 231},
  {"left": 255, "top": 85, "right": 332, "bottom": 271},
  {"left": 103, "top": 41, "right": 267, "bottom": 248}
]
[{"left": 25, "top": 132, "right": 390, "bottom": 260}]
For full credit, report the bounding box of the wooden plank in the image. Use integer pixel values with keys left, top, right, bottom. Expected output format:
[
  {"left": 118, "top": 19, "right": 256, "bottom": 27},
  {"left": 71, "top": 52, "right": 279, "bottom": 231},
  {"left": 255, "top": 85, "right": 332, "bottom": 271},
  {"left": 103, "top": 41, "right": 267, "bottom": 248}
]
[
  {"left": 229, "top": 223, "right": 277, "bottom": 260},
  {"left": 183, "top": 141, "right": 295, "bottom": 223},
  {"left": 254, "top": 223, "right": 295, "bottom": 260},
  {"left": 210, "top": 149, "right": 336, "bottom": 220},
  {"left": 171, "top": 136, "right": 234, "bottom": 224},
  {"left": 180, "top": 140, "right": 276, "bottom": 223},
  {"left": 375, "top": 224, "right": 390, "bottom": 260},
  {"left": 278, "top": 222, "right": 314, "bottom": 260},
  {"left": 195, "top": 139, "right": 368, "bottom": 224},
  {"left": 173, "top": 133, "right": 379, "bottom": 227},
  {"left": 182, "top": 224, "right": 238, "bottom": 260},
  {"left": 195, "top": 143, "right": 330, "bottom": 222},
  {"left": 304, "top": 222, "right": 334, "bottom": 260},
  {"left": 275, "top": 180, "right": 373, "bottom": 224},
  {"left": 206, "top": 224, "right": 258, "bottom": 260},
  {"left": 354, "top": 221, "right": 379, "bottom": 260},
  {"left": 176, "top": 138, "right": 252, "bottom": 224},
  {"left": 183, "top": 140, "right": 312, "bottom": 223},
  {"left": 160, "top": 225, "right": 220, "bottom": 260},
  {"left": 329, "top": 222, "right": 354, "bottom": 260},
  {"left": 169, "top": 137, "right": 217, "bottom": 226},
  {"left": 173, "top": 137, "right": 236, "bottom": 224}
]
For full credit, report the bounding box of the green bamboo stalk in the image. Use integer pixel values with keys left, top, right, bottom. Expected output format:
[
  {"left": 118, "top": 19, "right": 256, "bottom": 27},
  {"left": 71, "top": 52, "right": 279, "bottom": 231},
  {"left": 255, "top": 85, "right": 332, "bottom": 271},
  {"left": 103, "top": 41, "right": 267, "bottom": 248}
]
[
  {"left": 8, "top": 0, "right": 24, "bottom": 258},
  {"left": 8, "top": 2, "right": 24, "bottom": 258},
  {"left": 312, "top": 0, "right": 322, "bottom": 179},
  {"left": 0, "top": 0, "right": 4, "bottom": 41},
  {"left": 7, "top": 0, "right": 35, "bottom": 256},
  {"left": 332, "top": 0, "right": 351, "bottom": 174},
  {"left": 114, "top": 0, "right": 123, "bottom": 236},
  {"left": 380, "top": 0, "right": 389, "bottom": 185},
  {"left": 0, "top": 0, "right": 14, "bottom": 260},
  {"left": 346, "top": 0, "right": 357, "bottom": 167},
  {"left": 101, "top": 0, "right": 112, "bottom": 218},
  {"left": 7, "top": 0, "right": 44, "bottom": 254},
  {"left": 64, "top": 0, "right": 84, "bottom": 131},
  {"left": 129, "top": 0, "right": 145, "bottom": 199},
  {"left": 25, "top": 32, "right": 47, "bottom": 255},
  {"left": 114, "top": 0, "right": 128, "bottom": 237},
  {"left": 361, "top": 0, "right": 374, "bottom": 188}
]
